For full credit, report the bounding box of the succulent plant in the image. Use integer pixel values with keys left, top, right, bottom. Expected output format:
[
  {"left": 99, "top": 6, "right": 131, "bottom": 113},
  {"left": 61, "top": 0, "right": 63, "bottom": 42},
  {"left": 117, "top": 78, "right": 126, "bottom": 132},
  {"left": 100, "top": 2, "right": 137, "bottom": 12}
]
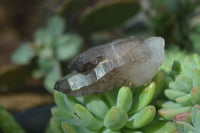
[
  {"left": 160, "top": 46, "right": 187, "bottom": 72},
  {"left": 49, "top": 80, "right": 164, "bottom": 133},
  {"left": 12, "top": 16, "right": 83, "bottom": 92},
  {"left": 156, "top": 52, "right": 200, "bottom": 133},
  {"left": 144, "top": 49, "right": 200, "bottom": 133},
  {"left": 157, "top": 53, "right": 200, "bottom": 121},
  {"left": 175, "top": 104, "right": 200, "bottom": 133},
  {"left": 48, "top": 45, "right": 200, "bottom": 133}
]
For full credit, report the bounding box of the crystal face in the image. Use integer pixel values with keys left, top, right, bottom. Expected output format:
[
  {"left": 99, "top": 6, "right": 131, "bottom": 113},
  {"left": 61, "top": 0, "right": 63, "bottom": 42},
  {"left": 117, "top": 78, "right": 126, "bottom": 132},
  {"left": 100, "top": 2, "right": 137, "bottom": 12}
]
[{"left": 54, "top": 36, "right": 165, "bottom": 96}]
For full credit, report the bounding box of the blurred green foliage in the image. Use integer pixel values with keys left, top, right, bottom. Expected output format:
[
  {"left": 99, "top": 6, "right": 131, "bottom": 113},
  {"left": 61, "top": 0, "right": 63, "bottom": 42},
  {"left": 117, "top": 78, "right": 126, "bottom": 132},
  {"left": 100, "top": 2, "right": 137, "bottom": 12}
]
[
  {"left": 189, "top": 25, "right": 200, "bottom": 53},
  {"left": 79, "top": 1, "right": 140, "bottom": 32},
  {"left": 12, "top": 16, "right": 83, "bottom": 92},
  {"left": 147, "top": 0, "right": 200, "bottom": 50},
  {"left": 57, "top": 0, "right": 140, "bottom": 33},
  {"left": 0, "top": 104, "right": 25, "bottom": 133}
]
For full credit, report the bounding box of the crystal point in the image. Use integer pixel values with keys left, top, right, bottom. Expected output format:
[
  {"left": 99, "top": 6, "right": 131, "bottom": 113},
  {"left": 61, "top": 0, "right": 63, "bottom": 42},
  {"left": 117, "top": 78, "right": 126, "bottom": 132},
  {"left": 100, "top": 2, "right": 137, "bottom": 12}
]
[{"left": 54, "top": 36, "right": 165, "bottom": 96}]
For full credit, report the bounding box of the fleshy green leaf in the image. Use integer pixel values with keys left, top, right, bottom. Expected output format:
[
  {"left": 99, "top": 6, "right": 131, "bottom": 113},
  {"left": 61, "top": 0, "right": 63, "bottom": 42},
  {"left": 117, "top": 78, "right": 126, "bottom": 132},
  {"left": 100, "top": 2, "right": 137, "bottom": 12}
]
[
  {"left": 54, "top": 91, "right": 69, "bottom": 110},
  {"left": 103, "top": 89, "right": 118, "bottom": 107},
  {"left": 129, "top": 82, "right": 156, "bottom": 114},
  {"left": 191, "top": 105, "right": 200, "bottom": 132},
  {"left": 173, "top": 111, "right": 191, "bottom": 124},
  {"left": 174, "top": 75, "right": 192, "bottom": 93},
  {"left": 171, "top": 60, "right": 182, "bottom": 72},
  {"left": 62, "top": 122, "right": 93, "bottom": 133},
  {"left": 116, "top": 86, "right": 133, "bottom": 112},
  {"left": 176, "top": 121, "right": 197, "bottom": 133},
  {"left": 84, "top": 95, "right": 109, "bottom": 120},
  {"left": 34, "top": 28, "right": 47, "bottom": 47},
  {"left": 62, "top": 122, "right": 76, "bottom": 133},
  {"left": 50, "top": 118, "right": 64, "bottom": 133},
  {"left": 0, "top": 104, "right": 25, "bottom": 133},
  {"left": 55, "top": 34, "right": 83, "bottom": 61},
  {"left": 164, "top": 89, "right": 187, "bottom": 101},
  {"left": 72, "top": 104, "right": 103, "bottom": 130},
  {"left": 152, "top": 70, "right": 165, "bottom": 100},
  {"left": 126, "top": 105, "right": 156, "bottom": 129},
  {"left": 194, "top": 54, "right": 200, "bottom": 69},
  {"left": 12, "top": 43, "right": 35, "bottom": 65},
  {"left": 191, "top": 87, "right": 200, "bottom": 104},
  {"left": 46, "top": 16, "right": 65, "bottom": 36},
  {"left": 193, "top": 69, "right": 200, "bottom": 88},
  {"left": 54, "top": 91, "right": 76, "bottom": 111},
  {"left": 104, "top": 106, "right": 128, "bottom": 130},
  {"left": 141, "top": 120, "right": 177, "bottom": 133},
  {"left": 175, "top": 94, "right": 192, "bottom": 106},
  {"left": 156, "top": 100, "right": 182, "bottom": 108},
  {"left": 51, "top": 107, "right": 75, "bottom": 124},
  {"left": 32, "top": 69, "right": 45, "bottom": 79},
  {"left": 38, "top": 47, "right": 54, "bottom": 59},
  {"left": 158, "top": 106, "right": 191, "bottom": 120},
  {"left": 169, "top": 61, "right": 182, "bottom": 79}
]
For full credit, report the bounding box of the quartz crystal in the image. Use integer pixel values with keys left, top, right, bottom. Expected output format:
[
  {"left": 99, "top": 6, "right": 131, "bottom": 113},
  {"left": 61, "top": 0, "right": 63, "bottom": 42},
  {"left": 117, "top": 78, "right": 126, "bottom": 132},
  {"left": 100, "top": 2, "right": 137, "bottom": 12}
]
[{"left": 54, "top": 36, "right": 165, "bottom": 96}]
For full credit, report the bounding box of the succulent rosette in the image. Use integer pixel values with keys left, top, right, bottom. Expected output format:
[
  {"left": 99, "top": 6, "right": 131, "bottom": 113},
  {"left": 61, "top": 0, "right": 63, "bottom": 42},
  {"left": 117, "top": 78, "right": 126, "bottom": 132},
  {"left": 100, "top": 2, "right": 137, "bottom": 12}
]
[
  {"left": 48, "top": 45, "right": 200, "bottom": 133},
  {"left": 157, "top": 54, "right": 200, "bottom": 120},
  {"left": 49, "top": 81, "right": 159, "bottom": 133}
]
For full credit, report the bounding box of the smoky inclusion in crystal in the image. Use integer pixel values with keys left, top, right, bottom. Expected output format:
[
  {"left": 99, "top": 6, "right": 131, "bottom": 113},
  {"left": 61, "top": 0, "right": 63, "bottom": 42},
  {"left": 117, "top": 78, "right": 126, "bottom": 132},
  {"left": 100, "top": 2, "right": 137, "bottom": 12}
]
[{"left": 54, "top": 36, "right": 165, "bottom": 96}]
